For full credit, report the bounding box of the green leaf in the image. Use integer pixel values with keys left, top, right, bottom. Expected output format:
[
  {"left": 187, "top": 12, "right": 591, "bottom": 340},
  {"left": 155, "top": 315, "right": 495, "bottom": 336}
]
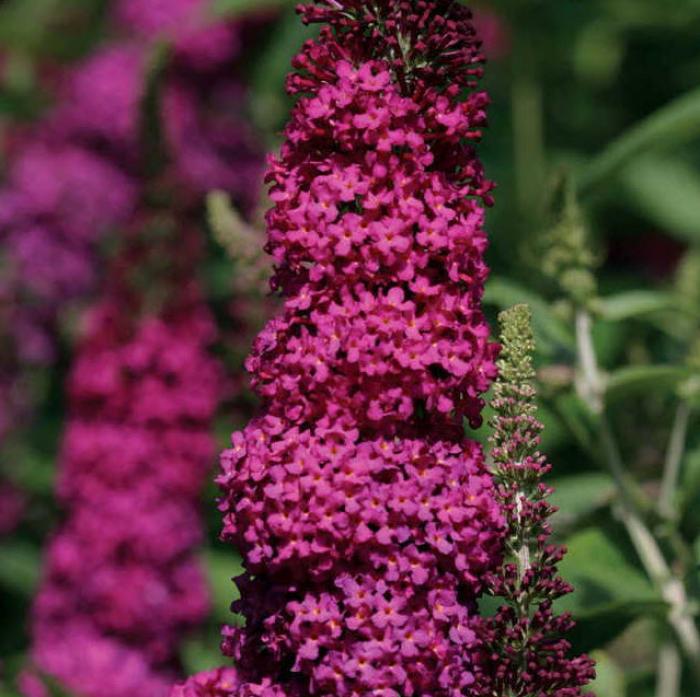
[
  {"left": 589, "top": 650, "right": 626, "bottom": 697},
  {"left": 550, "top": 393, "right": 599, "bottom": 459},
  {"left": 568, "top": 600, "right": 666, "bottom": 654},
  {"left": 605, "top": 365, "right": 695, "bottom": 404},
  {"left": 599, "top": 0, "right": 700, "bottom": 29},
  {"left": 0, "top": 0, "right": 60, "bottom": 51},
  {"left": 620, "top": 157, "right": 700, "bottom": 243},
  {"left": 550, "top": 473, "right": 615, "bottom": 526},
  {"left": 484, "top": 277, "right": 575, "bottom": 354},
  {"left": 203, "top": 548, "right": 244, "bottom": 624},
  {"left": 599, "top": 290, "right": 680, "bottom": 322},
  {"left": 0, "top": 541, "right": 41, "bottom": 596},
  {"left": 557, "top": 526, "right": 663, "bottom": 657},
  {"left": 557, "top": 527, "right": 658, "bottom": 616},
  {"left": 578, "top": 87, "right": 700, "bottom": 195},
  {"left": 679, "top": 446, "right": 700, "bottom": 530},
  {"left": 2, "top": 445, "right": 55, "bottom": 495}
]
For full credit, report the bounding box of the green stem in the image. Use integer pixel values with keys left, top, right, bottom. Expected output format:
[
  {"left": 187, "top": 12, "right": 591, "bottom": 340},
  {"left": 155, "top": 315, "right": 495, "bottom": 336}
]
[
  {"left": 659, "top": 402, "right": 691, "bottom": 520},
  {"left": 511, "top": 41, "right": 545, "bottom": 218},
  {"left": 656, "top": 641, "right": 682, "bottom": 697},
  {"left": 575, "top": 309, "right": 700, "bottom": 683}
]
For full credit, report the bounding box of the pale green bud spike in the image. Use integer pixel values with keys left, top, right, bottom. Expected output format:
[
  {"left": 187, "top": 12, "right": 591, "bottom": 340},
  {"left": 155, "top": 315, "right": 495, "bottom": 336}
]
[
  {"left": 490, "top": 304, "right": 542, "bottom": 470},
  {"left": 207, "top": 190, "right": 248, "bottom": 256},
  {"left": 496, "top": 304, "right": 536, "bottom": 388},
  {"left": 539, "top": 173, "right": 599, "bottom": 308},
  {"left": 206, "top": 190, "right": 270, "bottom": 295}
]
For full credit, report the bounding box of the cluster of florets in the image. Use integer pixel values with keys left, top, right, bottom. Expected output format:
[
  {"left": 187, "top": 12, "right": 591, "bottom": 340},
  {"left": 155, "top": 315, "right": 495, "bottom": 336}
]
[
  {"left": 261, "top": 53, "right": 495, "bottom": 432},
  {"left": 219, "top": 415, "right": 500, "bottom": 582},
  {"left": 175, "top": 2, "right": 503, "bottom": 696},
  {"left": 0, "top": 143, "right": 136, "bottom": 331},
  {"left": 115, "top": 0, "right": 240, "bottom": 71},
  {"left": 172, "top": 667, "right": 301, "bottom": 697},
  {"left": 225, "top": 567, "right": 485, "bottom": 695},
  {"left": 30, "top": 292, "right": 221, "bottom": 697}
]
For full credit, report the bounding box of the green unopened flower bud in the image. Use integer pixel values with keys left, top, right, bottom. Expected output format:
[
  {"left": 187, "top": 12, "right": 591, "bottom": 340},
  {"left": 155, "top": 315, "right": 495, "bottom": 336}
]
[{"left": 537, "top": 173, "right": 599, "bottom": 310}]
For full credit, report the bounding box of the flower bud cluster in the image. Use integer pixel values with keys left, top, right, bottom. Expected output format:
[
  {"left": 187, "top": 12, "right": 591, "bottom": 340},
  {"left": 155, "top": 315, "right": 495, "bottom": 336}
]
[{"left": 472, "top": 305, "right": 595, "bottom": 696}]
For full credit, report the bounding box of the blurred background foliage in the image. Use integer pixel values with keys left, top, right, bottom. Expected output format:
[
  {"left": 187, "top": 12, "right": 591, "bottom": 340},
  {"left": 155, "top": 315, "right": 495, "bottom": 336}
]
[{"left": 1, "top": 1, "right": 700, "bottom": 696}]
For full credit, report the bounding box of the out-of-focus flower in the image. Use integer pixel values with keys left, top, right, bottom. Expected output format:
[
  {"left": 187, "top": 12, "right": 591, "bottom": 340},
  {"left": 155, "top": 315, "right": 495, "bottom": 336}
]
[
  {"left": 472, "top": 6, "right": 512, "bottom": 61},
  {"left": 0, "top": 0, "right": 262, "bottom": 381},
  {"left": 30, "top": 281, "right": 221, "bottom": 697}
]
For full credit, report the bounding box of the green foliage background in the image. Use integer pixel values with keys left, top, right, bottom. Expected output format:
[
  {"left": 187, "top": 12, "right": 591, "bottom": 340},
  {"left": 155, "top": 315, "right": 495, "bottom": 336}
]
[{"left": 2, "top": 1, "right": 700, "bottom": 696}]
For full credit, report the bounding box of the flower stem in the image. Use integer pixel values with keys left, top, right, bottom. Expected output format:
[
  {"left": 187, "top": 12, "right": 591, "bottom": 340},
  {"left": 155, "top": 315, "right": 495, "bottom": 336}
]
[
  {"left": 659, "top": 402, "right": 691, "bottom": 521},
  {"left": 656, "top": 642, "right": 682, "bottom": 697},
  {"left": 575, "top": 309, "right": 700, "bottom": 683},
  {"left": 511, "top": 40, "right": 545, "bottom": 219}
]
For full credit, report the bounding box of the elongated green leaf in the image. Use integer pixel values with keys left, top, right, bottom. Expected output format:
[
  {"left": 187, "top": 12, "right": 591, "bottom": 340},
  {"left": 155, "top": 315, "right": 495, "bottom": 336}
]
[
  {"left": 248, "top": 6, "right": 318, "bottom": 138},
  {"left": 601, "top": 0, "right": 700, "bottom": 29},
  {"left": 139, "top": 41, "right": 171, "bottom": 178},
  {"left": 556, "top": 526, "right": 663, "bottom": 652},
  {"left": 579, "top": 87, "right": 700, "bottom": 195},
  {"left": 620, "top": 157, "right": 700, "bottom": 243},
  {"left": 679, "top": 446, "right": 700, "bottom": 534},
  {"left": 568, "top": 600, "right": 666, "bottom": 654},
  {"left": 550, "top": 473, "right": 615, "bottom": 526},
  {"left": 484, "top": 277, "right": 575, "bottom": 353},
  {"left": 0, "top": 0, "right": 60, "bottom": 50},
  {"left": 605, "top": 365, "right": 695, "bottom": 404},
  {"left": 557, "top": 527, "right": 658, "bottom": 617},
  {"left": 599, "top": 290, "right": 679, "bottom": 322}
]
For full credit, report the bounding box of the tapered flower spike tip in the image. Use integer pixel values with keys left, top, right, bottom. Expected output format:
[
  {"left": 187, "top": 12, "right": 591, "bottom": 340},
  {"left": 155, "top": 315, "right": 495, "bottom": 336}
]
[
  {"left": 476, "top": 303, "right": 596, "bottom": 696},
  {"left": 539, "top": 174, "right": 598, "bottom": 309},
  {"left": 496, "top": 304, "right": 536, "bottom": 387},
  {"left": 490, "top": 304, "right": 542, "bottom": 471}
]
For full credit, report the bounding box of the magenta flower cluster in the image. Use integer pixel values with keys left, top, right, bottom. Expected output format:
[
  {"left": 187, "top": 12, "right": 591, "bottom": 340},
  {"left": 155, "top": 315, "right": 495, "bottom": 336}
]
[
  {"left": 30, "top": 291, "right": 221, "bottom": 697},
  {"left": 176, "top": 2, "right": 504, "bottom": 695},
  {"left": 0, "top": 0, "right": 261, "bottom": 368}
]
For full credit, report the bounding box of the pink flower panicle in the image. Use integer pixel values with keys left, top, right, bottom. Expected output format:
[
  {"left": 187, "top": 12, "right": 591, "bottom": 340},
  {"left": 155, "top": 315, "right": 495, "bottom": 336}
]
[
  {"left": 30, "top": 277, "right": 221, "bottom": 697},
  {"left": 176, "top": 1, "right": 505, "bottom": 695},
  {"left": 472, "top": 305, "right": 595, "bottom": 696}
]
